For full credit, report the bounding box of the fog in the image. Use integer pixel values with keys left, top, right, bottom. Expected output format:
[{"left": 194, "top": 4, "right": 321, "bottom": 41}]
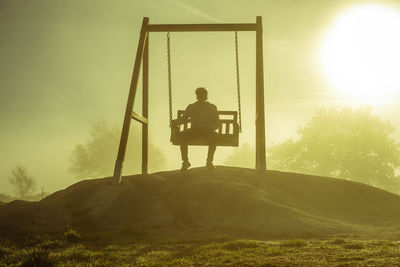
[{"left": 2, "top": 0, "right": 400, "bottom": 195}]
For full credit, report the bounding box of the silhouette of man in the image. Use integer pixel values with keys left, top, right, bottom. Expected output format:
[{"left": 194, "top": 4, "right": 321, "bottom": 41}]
[{"left": 172, "top": 87, "right": 219, "bottom": 171}]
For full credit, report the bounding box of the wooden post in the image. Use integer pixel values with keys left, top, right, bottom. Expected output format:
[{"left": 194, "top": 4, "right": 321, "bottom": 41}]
[
  {"left": 255, "top": 16, "right": 267, "bottom": 174},
  {"left": 113, "top": 17, "right": 149, "bottom": 184},
  {"left": 142, "top": 29, "right": 149, "bottom": 175}
]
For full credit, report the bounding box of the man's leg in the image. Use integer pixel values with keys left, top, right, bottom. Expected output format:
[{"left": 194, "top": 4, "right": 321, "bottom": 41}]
[
  {"left": 180, "top": 144, "right": 189, "bottom": 162},
  {"left": 206, "top": 130, "right": 217, "bottom": 169},
  {"left": 207, "top": 145, "right": 216, "bottom": 163},
  {"left": 179, "top": 129, "right": 191, "bottom": 171}
]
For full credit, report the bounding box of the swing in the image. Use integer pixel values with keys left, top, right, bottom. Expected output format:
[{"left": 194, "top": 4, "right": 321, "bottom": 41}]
[
  {"left": 168, "top": 32, "right": 242, "bottom": 147},
  {"left": 112, "top": 17, "right": 266, "bottom": 182}
]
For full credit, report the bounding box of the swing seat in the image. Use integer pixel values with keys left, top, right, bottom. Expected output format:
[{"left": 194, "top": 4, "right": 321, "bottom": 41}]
[{"left": 171, "top": 110, "right": 239, "bottom": 147}]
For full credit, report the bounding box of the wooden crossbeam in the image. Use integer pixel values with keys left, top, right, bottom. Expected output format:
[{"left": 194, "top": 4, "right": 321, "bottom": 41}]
[
  {"left": 146, "top": 23, "right": 257, "bottom": 32},
  {"left": 132, "top": 111, "right": 149, "bottom": 125}
]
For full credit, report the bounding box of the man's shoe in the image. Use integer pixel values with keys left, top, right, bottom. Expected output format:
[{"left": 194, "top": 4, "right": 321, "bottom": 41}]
[
  {"left": 181, "top": 161, "right": 191, "bottom": 172},
  {"left": 206, "top": 161, "right": 215, "bottom": 170}
]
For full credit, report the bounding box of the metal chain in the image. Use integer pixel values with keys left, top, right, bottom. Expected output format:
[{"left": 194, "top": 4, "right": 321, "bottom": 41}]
[
  {"left": 235, "top": 31, "right": 242, "bottom": 133},
  {"left": 167, "top": 31, "right": 241, "bottom": 131},
  {"left": 167, "top": 32, "right": 173, "bottom": 125}
]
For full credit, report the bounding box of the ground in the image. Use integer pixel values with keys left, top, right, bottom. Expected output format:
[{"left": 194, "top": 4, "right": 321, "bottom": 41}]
[
  {"left": 1, "top": 167, "right": 400, "bottom": 266},
  {"left": 2, "top": 231, "right": 400, "bottom": 266}
]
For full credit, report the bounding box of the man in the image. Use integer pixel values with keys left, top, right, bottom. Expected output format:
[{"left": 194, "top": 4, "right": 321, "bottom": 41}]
[{"left": 172, "top": 87, "right": 220, "bottom": 171}]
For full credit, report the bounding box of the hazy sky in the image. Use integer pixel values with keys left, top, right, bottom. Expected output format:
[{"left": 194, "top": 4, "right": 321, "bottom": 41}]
[{"left": 2, "top": 0, "right": 400, "bottom": 194}]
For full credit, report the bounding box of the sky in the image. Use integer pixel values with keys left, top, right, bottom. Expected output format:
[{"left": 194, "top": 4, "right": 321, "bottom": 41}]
[{"left": 2, "top": 0, "right": 400, "bottom": 194}]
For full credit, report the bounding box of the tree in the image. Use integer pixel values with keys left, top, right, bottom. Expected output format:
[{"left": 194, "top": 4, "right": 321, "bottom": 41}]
[
  {"left": 224, "top": 143, "right": 255, "bottom": 168},
  {"left": 268, "top": 107, "right": 400, "bottom": 193},
  {"left": 9, "top": 165, "right": 36, "bottom": 199},
  {"left": 69, "top": 120, "right": 166, "bottom": 179}
]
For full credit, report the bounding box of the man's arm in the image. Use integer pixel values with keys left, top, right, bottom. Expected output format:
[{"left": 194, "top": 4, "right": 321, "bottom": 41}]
[
  {"left": 172, "top": 104, "right": 191, "bottom": 126},
  {"left": 211, "top": 105, "right": 220, "bottom": 130}
]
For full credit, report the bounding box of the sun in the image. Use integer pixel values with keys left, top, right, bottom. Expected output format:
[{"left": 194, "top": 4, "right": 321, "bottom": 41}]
[{"left": 320, "top": 4, "right": 400, "bottom": 104}]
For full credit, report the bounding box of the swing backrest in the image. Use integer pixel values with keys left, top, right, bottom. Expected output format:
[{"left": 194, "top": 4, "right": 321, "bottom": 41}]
[{"left": 170, "top": 110, "right": 239, "bottom": 147}]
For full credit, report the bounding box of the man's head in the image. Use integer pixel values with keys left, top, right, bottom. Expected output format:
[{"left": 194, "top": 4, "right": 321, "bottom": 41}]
[{"left": 195, "top": 87, "right": 208, "bottom": 102}]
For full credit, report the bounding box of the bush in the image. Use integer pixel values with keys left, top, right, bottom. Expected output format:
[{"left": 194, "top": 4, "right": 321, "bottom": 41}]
[
  {"left": 24, "top": 233, "right": 44, "bottom": 247},
  {"left": 343, "top": 242, "right": 364, "bottom": 249},
  {"left": 64, "top": 226, "right": 80, "bottom": 243},
  {"left": 20, "top": 248, "right": 54, "bottom": 267},
  {"left": 330, "top": 238, "right": 347, "bottom": 245},
  {"left": 280, "top": 239, "right": 308, "bottom": 248},
  {"left": 222, "top": 240, "right": 261, "bottom": 250},
  {"left": 0, "top": 245, "right": 12, "bottom": 259}
]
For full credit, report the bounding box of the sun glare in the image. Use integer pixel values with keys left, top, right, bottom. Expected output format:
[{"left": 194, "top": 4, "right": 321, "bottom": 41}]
[{"left": 320, "top": 4, "right": 400, "bottom": 105}]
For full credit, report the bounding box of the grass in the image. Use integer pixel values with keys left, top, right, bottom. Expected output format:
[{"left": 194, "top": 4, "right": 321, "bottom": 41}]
[
  {"left": 1, "top": 232, "right": 400, "bottom": 266},
  {"left": 280, "top": 239, "right": 308, "bottom": 248},
  {"left": 64, "top": 225, "right": 80, "bottom": 243}
]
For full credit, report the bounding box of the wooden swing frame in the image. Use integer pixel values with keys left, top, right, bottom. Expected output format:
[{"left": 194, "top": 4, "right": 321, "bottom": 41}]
[{"left": 113, "top": 17, "right": 266, "bottom": 184}]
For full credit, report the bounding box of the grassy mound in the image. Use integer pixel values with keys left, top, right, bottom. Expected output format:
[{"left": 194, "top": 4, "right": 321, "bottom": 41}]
[{"left": 1, "top": 167, "right": 400, "bottom": 239}]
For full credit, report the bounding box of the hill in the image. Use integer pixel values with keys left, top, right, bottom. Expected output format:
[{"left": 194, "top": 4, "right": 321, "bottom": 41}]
[
  {"left": 0, "top": 192, "right": 50, "bottom": 203},
  {"left": 1, "top": 167, "right": 400, "bottom": 239}
]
